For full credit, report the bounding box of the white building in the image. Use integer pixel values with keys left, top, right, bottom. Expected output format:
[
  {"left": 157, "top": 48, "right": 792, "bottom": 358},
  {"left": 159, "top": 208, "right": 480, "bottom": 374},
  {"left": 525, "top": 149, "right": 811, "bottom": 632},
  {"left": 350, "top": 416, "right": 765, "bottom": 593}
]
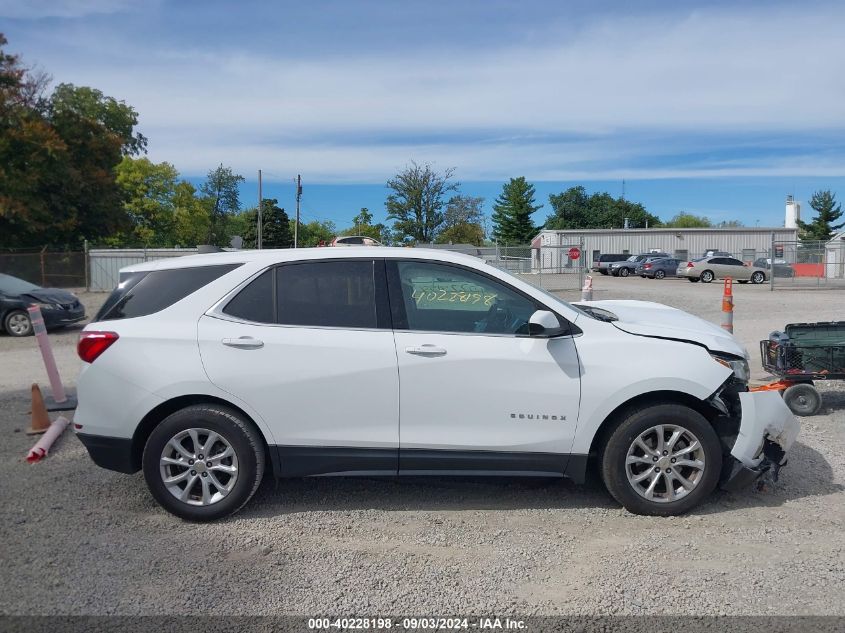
[
  {"left": 531, "top": 227, "right": 798, "bottom": 272},
  {"left": 825, "top": 231, "right": 845, "bottom": 279}
]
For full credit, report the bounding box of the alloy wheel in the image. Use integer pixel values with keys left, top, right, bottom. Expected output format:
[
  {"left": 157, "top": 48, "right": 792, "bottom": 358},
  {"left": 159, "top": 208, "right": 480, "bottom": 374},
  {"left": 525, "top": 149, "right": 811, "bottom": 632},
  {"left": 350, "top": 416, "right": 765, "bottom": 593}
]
[
  {"left": 625, "top": 424, "right": 706, "bottom": 503},
  {"left": 159, "top": 428, "right": 239, "bottom": 506},
  {"left": 7, "top": 312, "right": 32, "bottom": 336}
]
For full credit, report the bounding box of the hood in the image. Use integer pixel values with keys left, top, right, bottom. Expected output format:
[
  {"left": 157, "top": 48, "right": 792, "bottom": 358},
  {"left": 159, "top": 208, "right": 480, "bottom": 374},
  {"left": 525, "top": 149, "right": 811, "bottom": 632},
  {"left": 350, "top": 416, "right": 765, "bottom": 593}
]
[
  {"left": 20, "top": 288, "right": 79, "bottom": 306},
  {"left": 578, "top": 299, "right": 748, "bottom": 358}
]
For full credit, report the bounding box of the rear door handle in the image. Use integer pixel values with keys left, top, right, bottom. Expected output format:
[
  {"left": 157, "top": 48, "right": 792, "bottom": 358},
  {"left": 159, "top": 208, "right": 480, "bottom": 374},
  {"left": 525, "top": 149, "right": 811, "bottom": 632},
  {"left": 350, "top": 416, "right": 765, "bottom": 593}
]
[
  {"left": 222, "top": 337, "right": 264, "bottom": 349},
  {"left": 405, "top": 344, "right": 447, "bottom": 357}
]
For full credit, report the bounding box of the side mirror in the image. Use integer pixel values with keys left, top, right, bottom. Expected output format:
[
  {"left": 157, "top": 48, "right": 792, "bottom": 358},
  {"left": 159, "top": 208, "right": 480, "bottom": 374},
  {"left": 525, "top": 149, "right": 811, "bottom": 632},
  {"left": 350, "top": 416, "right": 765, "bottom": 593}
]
[{"left": 528, "top": 310, "right": 567, "bottom": 337}]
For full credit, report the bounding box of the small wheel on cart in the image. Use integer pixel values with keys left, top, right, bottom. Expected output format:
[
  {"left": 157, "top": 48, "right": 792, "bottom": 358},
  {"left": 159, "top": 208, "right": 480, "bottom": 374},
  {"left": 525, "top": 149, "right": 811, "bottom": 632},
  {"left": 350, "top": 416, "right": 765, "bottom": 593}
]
[{"left": 783, "top": 383, "right": 822, "bottom": 416}]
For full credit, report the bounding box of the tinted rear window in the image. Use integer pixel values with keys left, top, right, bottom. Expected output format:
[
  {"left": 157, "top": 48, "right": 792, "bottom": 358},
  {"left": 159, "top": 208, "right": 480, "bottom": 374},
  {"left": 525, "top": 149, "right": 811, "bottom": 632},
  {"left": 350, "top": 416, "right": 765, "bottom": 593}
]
[
  {"left": 222, "top": 269, "right": 274, "bottom": 323},
  {"left": 96, "top": 264, "right": 241, "bottom": 321}
]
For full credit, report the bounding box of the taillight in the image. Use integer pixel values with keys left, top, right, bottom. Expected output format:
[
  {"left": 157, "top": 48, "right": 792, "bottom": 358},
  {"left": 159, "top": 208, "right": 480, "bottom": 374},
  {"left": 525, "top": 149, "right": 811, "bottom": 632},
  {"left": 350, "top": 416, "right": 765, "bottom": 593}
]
[
  {"left": 686, "top": 262, "right": 694, "bottom": 268},
  {"left": 644, "top": 264, "right": 652, "bottom": 269},
  {"left": 78, "top": 331, "right": 119, "bottom": 363}
]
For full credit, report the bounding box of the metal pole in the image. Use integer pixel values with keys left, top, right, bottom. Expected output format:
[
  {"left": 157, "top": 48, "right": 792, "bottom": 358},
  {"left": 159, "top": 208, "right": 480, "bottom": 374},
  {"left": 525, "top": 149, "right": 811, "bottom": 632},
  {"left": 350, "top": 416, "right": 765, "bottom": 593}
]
[
  {"left": 257, "top": 169, "right": 263, "bottom": 250},
  {"left": 295, "top": 174, "right": 302, "bottom": 248},
  {"left": 83, "top": 239, "right": 89, "bottom": 292},
  {"left": 770, "top": 232, "right": 775, "bottom": 292},
  {"left": 40, "top": 246, "right": 46, "bottom": 287}
]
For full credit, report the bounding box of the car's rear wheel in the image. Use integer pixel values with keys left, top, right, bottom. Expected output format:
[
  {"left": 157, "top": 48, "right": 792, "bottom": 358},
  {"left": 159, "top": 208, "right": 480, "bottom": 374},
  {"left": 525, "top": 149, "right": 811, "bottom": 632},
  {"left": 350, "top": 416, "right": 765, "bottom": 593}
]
[
  {"left": 600, "top": 404, "right": 721, "bottom": 516},
  {"left": 3, "top": 310, "right": 33, "bottom": 337},
  {"left": 142, "top": 405, "right": 265, "bottom": 521},
  {"left": 751, "top": 271, "right": 766, "bottom": 284},
  {"left": 699, "top": 270, "right": 715, "bottom": 283},
  {"left": 619, "top": 267, "right": 630, "bottom": 277},
  {"left": 654, "top": 270, "right": 666, "bottom": 279}
]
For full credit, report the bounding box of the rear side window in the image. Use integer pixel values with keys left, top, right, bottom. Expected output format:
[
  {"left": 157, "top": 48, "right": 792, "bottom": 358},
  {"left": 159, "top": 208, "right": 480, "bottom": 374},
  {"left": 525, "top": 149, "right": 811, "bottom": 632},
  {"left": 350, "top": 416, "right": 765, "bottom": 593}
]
[
  {"left": 222, "top": 269, "right": 274, "bottom": 323},
  {"left": 96, "top": 264, "right": 241, "bottom": 321},
  {"left": 277, "top": 261, "right": 376, "bottom": 328}
]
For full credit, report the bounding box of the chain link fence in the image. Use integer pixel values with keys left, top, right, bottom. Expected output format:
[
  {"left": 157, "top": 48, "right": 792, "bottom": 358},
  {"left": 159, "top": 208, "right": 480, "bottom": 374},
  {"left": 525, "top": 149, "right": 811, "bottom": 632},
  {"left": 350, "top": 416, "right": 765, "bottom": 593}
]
[
  {"left": 0, "top": 249, "right": 86, "bottom": 288},
  {"left": 487, "top": 242, "right": 587, "bottom": 294},
  {"left": 768, "top": 239, "right": 845, "bottom": 289}
]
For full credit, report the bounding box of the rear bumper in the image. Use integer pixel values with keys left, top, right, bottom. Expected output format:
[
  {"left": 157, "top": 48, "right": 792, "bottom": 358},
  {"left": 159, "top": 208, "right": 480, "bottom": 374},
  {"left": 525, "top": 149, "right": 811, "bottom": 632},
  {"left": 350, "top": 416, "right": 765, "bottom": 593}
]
[{"left": 76, "top": 433, "right": 138, "bottom": 474}]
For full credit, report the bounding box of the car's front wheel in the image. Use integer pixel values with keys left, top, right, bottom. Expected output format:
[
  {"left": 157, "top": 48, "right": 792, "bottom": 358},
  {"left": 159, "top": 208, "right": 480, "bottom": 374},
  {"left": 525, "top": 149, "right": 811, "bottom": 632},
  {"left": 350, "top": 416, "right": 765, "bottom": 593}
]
[
  {"left": 600, "top": 404, "right": 721, "bottom": 515},
  {"left": 3, "top": 310, "right": 33, "bottom": 337},
  {"left": 142, "top": 405, "right": 265, "bottom": 521},
  {"left": 751, "top": 271, "right": 766, "bottom": 284},
  {"left": 619, "top": 267, "right": 630, "bottom": 277}
]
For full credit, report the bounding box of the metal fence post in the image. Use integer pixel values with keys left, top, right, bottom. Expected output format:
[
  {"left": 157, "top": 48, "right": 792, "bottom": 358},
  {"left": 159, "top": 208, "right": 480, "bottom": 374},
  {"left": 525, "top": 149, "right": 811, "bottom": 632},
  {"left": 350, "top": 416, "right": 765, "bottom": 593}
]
[
  {"left": 39, "top": 246, "right": 47, "bottom": 287},
  {"left": 83, "top": 240, "right": 89, "bottom": 292},
  {"left": 770, "top": 232, "right": 775, "bottom": 292},
  {"left": 579, "top": 237, "right": 585, "bottom": 291}
]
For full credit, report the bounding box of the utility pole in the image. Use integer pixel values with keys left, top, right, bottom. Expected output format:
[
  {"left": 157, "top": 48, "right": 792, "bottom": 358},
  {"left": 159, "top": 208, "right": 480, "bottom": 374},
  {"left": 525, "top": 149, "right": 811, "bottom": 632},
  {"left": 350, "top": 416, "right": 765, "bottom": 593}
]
[
  {"left": 257, "top": 169, "right": 263, "bottom": 249},
  {"left": 294, "top": 174, "right": 302, "bottom": 248}
]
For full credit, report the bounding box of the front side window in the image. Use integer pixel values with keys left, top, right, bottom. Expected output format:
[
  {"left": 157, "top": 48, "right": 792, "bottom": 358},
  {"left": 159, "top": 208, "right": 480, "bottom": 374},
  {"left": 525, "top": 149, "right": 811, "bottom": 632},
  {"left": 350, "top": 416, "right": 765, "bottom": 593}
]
[
  {"left": 277, "top": 260, "right": 376, "bottom": 328},
  {"left": 393, "top": 261, "right": 538, "bottom": 335}
]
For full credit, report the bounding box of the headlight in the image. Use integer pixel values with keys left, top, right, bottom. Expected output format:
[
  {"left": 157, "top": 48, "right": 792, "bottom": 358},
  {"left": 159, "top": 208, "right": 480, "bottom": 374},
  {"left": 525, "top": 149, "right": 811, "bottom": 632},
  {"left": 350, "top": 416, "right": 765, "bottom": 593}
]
[
  {"left": 34, "top": 302, "right": 60, "bottom": 311},
  {"left": 711, "top": 353, "right": 750, "bottom": 382}
]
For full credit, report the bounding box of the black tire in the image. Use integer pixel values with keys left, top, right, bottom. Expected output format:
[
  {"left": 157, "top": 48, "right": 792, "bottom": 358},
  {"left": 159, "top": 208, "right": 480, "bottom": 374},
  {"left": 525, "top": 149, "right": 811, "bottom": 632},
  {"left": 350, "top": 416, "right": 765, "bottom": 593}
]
[
  {"left": 599, "top": 270, "right": 608, "bottom": 275},
  {"left": 611, "top": 270, "right": 619, "bottom": 277},
  {"left": 700, "top": 270, "right": 715, "bottom": 283},
  {"left": 3, "top": 309, "right": 33, "bottom": 337},
  {"left": 783, "top": 383, "right": 822, "bottom": 416},
  {"left": 619, "top": 267, "right": 630, "bottom": 278},
  {"left": 142, "top": 404, "right": 266, "bottom": 521},
  {"left": 600, "top": 404, "right": 721, "bottom": 516},
  {"left": 688, "top": 278, "right": 699, "bottom": 283},
  {"left": 750, "top": 271, "right": 766, "bottom": 284},
  {"left": 737, "top": 280, "right": 748, "bottom": 284},
  {"left": 654, "top": 270, "right": 666, "bottom": 279}
]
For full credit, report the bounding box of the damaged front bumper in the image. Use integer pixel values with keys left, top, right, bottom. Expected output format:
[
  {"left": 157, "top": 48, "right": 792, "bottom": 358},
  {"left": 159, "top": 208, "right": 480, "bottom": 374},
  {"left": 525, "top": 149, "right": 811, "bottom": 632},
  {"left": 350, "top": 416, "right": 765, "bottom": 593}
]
[{"left": 721, "top": 391, "right": 801, "bottom": 491}]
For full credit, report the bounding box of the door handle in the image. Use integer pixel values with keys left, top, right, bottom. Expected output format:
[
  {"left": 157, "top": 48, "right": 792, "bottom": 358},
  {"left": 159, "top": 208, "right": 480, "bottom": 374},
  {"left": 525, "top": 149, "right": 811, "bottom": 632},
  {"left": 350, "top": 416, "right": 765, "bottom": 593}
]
[
  {"left": 405, "top": 344, "right": 447, "bottom": 357},
  {"left": 222, "top": 337, "right": 264, "bottom": 349}
]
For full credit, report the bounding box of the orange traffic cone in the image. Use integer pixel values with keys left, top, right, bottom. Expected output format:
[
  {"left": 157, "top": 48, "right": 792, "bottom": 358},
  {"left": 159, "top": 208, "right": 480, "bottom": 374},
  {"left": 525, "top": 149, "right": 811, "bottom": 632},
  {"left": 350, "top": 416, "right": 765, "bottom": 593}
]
[{"left": 27, "top": 384, "right": 51, "bottom": 435}]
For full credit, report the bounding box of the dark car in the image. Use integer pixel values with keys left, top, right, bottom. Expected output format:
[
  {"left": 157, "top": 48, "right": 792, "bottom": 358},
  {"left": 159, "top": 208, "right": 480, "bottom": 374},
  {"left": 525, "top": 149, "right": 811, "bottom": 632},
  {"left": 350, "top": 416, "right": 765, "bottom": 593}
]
[
  {"left": 609, "top": 253, "right": 670, "bottom": 277},
  {"left": 635, "top": 257, "right": 680, "bottom": 279},
  {"left": 0, "top": 273, "right": 86, "bottom": 337},
  {"left": 591, "top": 254, "right": 628, "bottom": 275},
  {"left": 753, "top": 258, "right": 795, "bottom": 278}
]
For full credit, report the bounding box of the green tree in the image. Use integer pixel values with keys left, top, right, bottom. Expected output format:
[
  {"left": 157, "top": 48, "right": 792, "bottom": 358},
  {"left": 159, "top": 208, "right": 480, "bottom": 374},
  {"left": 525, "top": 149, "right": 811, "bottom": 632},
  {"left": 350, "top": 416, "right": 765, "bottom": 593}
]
[
  {"left": 341, "top": 207, "right": 388, "bottom": 242},
  {"left": 544, "top": 186, "right": 660, "bottom": 230},
  {"left": 115, "top": 156, "right": 179, "bottom": 245},
  {"left": 295, "top": 219, "right": 337, "bottom": 247},
  {"left": 200, "top": 164, "right": 244, "bottom": 246},
  {"left": 797, "top": 190, "right": 843, "bottom": 242},
  {"left": 663, "top": 212, "right": 712, "bottom": 228},
  {"left": 435, "top": 195, "right": 486, "bottom": 245},
  {"left": 172, "top": 181, "right": 210, "bottom": 247},
  {"left": 492, "top": 177, "right": 541, "bottom": 243},
  {"left": 386, "top": 162, "right": 459, "bottom": 243},
  {"left": 239, "top": 198, "right": 293, "bottom": 249}
]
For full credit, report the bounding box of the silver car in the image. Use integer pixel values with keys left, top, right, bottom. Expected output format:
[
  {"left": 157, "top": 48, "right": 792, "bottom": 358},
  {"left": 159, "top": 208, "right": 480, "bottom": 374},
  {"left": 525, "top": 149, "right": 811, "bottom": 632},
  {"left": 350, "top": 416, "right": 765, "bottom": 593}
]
[{"left": 677, "top": 256, "right": 768, "bottom": 284}]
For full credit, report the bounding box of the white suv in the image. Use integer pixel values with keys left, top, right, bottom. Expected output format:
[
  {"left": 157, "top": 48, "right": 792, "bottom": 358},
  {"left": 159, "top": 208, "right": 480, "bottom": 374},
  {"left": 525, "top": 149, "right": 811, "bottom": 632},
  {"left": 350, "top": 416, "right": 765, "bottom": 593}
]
[{"left": 75, "top": 248, "right": 799, "bottom": 521}]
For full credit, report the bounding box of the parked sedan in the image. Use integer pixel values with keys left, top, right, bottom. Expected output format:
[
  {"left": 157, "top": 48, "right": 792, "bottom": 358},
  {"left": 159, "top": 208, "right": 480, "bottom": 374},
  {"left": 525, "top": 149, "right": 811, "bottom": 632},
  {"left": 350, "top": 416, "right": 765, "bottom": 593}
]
[
  {"left": 753, "top": 258, "right": 795, "bottom": 278},
  {"left": 610, "top": 253, "right": 670, "bottom": 277},
  {"left": 0, "top": 273, "right": 86, "bottom": 336},
  {"left": 676, "top": 256, "right": 768, "bottom": 284},
  {"left": 636, "top": 258, "right": 681, "bottom": 279}
]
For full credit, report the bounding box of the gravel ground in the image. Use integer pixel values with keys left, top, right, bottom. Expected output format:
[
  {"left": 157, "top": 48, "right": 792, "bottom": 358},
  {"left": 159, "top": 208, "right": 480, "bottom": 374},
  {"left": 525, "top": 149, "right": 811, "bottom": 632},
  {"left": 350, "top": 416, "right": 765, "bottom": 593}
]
[{"left": 0, "top": 277, "right": 843, "bottom": 616}]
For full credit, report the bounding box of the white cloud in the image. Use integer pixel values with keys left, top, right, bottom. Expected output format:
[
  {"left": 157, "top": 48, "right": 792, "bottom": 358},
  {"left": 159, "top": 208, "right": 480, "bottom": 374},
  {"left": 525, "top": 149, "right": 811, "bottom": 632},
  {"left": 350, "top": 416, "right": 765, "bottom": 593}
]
[
  {"left": 0, "top": 0, "right": 136, "bottom": 19},
  {"left": 19, "top": 3, "right": 845, "bottom": 180}
]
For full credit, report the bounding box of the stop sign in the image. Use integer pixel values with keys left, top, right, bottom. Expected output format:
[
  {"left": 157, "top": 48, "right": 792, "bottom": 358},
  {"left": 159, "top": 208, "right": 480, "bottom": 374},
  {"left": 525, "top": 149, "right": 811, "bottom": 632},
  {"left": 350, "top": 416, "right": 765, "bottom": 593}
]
[{"left": 568, "top": 247, "right": 581, "bottom": 260}]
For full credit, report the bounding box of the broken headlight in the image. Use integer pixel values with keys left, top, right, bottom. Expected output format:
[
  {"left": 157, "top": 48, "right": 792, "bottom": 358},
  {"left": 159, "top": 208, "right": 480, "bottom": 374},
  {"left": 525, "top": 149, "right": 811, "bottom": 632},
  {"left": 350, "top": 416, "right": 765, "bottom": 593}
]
[{"left": 711, "top": 353, "right": 750, "bottom": 383}]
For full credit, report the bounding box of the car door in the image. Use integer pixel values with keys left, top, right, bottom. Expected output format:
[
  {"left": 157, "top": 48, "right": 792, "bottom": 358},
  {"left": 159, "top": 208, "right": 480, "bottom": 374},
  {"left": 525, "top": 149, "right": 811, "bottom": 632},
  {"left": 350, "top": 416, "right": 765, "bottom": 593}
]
[
  {"left": 717, "top": 257, "right": 750, "bottom": 280},
  {"left": 387, "top": 259, "right": 582, "bottom": 475},
  {"left": 198, "top": 258, "right": 400, "bottom": 476}
]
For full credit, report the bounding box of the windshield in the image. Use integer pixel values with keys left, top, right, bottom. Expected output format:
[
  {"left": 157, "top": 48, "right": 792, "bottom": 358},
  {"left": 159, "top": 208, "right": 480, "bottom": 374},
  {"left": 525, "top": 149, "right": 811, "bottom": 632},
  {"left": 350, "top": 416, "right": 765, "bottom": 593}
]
[
  {"left": 626, "top": 256, "right": 639, "bottom": 262},
  {"left": 0, "top": 273, "right": 40, "bottom": 295}
]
